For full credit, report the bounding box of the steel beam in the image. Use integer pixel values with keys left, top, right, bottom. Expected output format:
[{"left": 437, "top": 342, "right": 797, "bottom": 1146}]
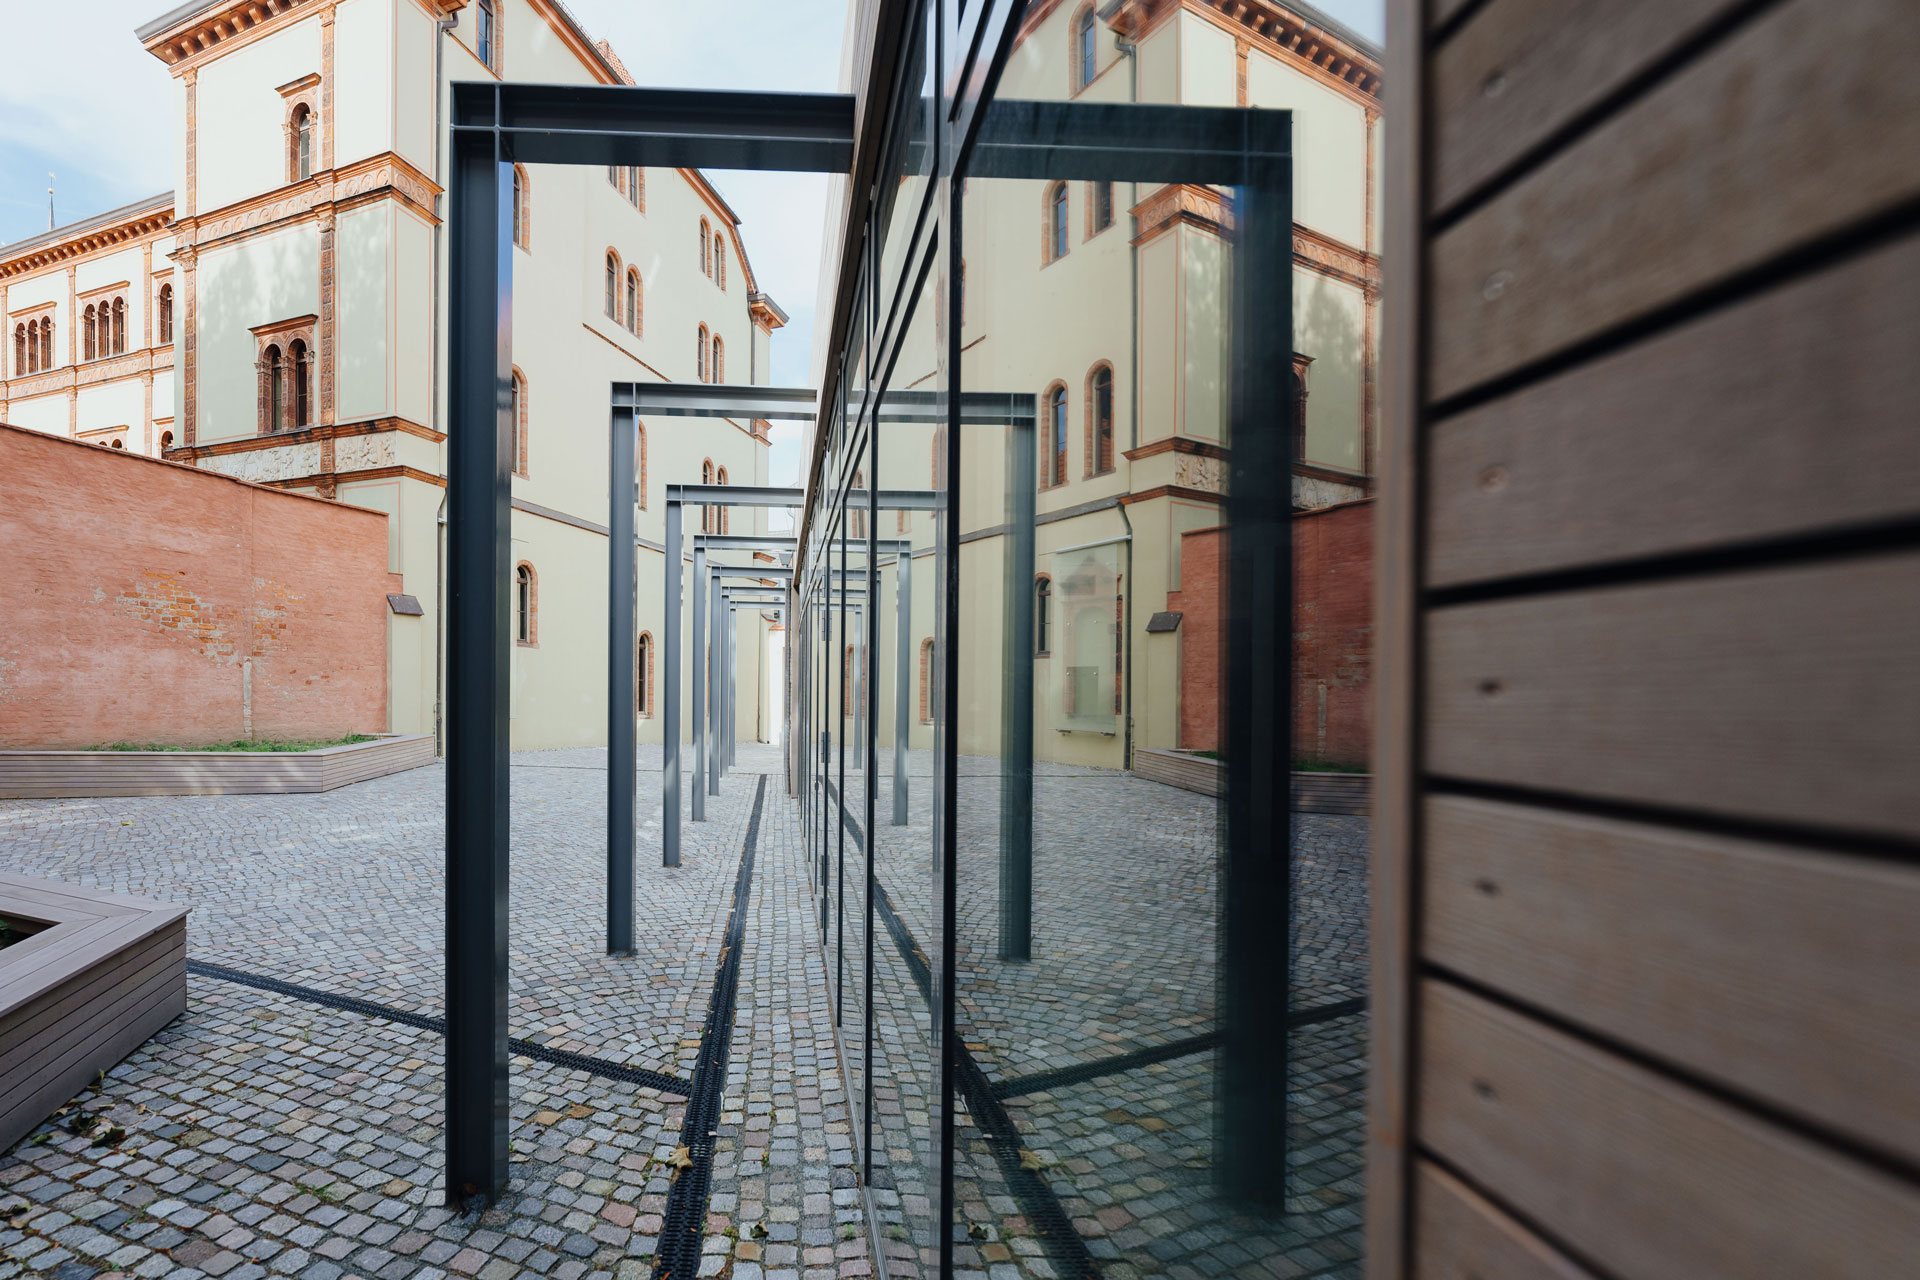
[
  {"left": 662, "top": 499, "right": 682, "bottom": 867},
  {"left": 667, "top": 483, "right": 805, "bottom": 508},
  {"left": 608, "top": 406, "right": 636, "bottom": 955},
  {"left": 444, "top": 123, "right": 511, "bottom": 1206},
  {"left": 999, "top": 413, "right": 1035, "bottom": 963},
  {"left": 615, "top": 381, "right": 818, "bottom": 420}
]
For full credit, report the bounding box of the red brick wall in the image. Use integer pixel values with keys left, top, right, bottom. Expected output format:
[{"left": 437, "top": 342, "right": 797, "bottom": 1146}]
[
  {"left": 0, "top": 424, "right": 399, "bottom": 748},
  {"left": 1163, "top": 498, "right": 1373, "bottom": 766}
]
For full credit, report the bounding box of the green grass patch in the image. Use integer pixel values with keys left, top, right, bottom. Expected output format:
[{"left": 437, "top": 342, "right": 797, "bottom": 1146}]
[{"left": 87, "top": 735, "right": 377, "bottom": 754}]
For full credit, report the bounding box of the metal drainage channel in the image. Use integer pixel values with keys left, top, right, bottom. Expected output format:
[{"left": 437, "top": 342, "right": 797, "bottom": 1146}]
[
  {"left": 188, "top": 960, "right": 693, "bottom": 1094},
  {"left": 653, "top": 773, "right": 768, "bottom": 1280}
]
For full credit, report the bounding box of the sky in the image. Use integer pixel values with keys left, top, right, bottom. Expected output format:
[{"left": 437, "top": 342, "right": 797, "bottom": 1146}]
[{"left": 0, "top": 0, "right": 1384, "bottom": 497}]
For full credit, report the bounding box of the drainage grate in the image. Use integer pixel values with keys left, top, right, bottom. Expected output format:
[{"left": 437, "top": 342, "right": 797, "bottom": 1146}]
[
  {"left": 187, "top": 960, "right": 692, "bottom": 1094},
  {"left": 653, "top": 773, "right": 766, "bottom": 1280}
]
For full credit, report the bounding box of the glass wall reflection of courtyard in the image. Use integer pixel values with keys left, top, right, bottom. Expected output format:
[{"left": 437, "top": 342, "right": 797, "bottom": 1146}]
[{"left": 792, "top": 4, "right": 1366, "bottom": 1276}]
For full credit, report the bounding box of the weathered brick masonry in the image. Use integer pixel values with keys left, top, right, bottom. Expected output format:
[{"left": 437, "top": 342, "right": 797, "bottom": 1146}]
[
  {"left": 0, "top": 422, "right": 399, "bottom": 748},
  {"left": 1165, "top": 498, "right": 1373, "bottom": 766}
]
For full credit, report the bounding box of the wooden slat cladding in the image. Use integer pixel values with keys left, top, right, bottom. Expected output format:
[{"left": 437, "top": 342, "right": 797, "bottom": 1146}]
[
  {"left": 1426, "top": 0, "right": 1920, "bottom": 404},
  {"left": 1424, "top": 795, "right": 1920, "bottom": 1164},
  {"left": 1412, "top": 1162, "right": 1595, "bottom": 1280},
  {"left": 1417, "top": 982, "right": 1920, "bottom": 1279},
  {"left": 1425, "top": 232, "right": 1920, "bottom": 588},
  {"left": 1429, "top": 0, "right": 1743, "bottom": 213},
  {"left": 1424, "top": 550, "right": 1920, "bottom": 839}
]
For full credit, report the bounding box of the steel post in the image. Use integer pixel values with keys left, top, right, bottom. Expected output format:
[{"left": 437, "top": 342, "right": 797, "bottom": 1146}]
[
  {"left": 662, "top": 500, "right": 681, "bottom": 867},
  {"left": 692, "top": 544, "right": 707, "bottom": 822},
  {"left": 607, "top": 408, "right": 636, "bottom": 954},
  {"left": 893, "top": 551, "right": 910, "bottom": 825},
  {"left": 999, "top": 413, "right": 1036, "bottom": 962}
]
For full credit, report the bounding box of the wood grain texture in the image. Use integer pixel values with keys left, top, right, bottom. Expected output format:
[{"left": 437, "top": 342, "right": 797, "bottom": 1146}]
[
  {"left": 1429, "top": 0, "right": 1743, "bottom": 213},
  {"left": 1425, "top": 551, "right": 1920, "bottom": 839},
  {"left": 1412, "top": 1161, "right": 1596, "bottom": 1280},
  {"left": 1426, "top": 0, "right": 1920, "bottom": 402},
  {"left": 1425, "top": 794, "right": 1920, "bottom": 1164},
  {"left": 1418, "top": 980, "right": 1920, "bottom": 1279},
  {"left": 1426, "top": 232, "right": 1920, "bottom": 587}
]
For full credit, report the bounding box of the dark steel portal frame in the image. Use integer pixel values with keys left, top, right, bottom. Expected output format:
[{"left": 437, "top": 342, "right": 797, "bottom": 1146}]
[{"left": 446, "top": 82, "right": 854, "bottom": 1205}]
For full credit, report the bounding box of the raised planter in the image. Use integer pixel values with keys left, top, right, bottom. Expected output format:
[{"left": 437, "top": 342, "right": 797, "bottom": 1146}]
[
  {"left": 1133, "top": 748, "right": 1372, "bottom": 814},
  {"left": 0, "top": 875, "right": 187, "bottom": 1153},
  {"left": 0, "top": 733, "right": 435, "bottom": 799}
]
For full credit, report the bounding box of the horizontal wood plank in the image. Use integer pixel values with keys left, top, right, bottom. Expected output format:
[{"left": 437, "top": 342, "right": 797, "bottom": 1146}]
[
  {"left": 1418, "top": 980, "right": 1920, "bottom": 1279},
  {"left": 1426, "top": 232, "right": 1920, "bottom": 587},
  {"left": 1430, "top": 0, "right": 1742, "bottom": 213},
  {"left": 1412, "top": 1160, "right": 1596, "bottom": 1280},
  {"left": 1425, "top": 551, "right": 1920, "bottom": 839},
  {"left": 1426, "top": 0, "right": 1920, "bottom": 402},
  {"left": 1424, "top": 794, "right": 1920, "bottom": 1164}
]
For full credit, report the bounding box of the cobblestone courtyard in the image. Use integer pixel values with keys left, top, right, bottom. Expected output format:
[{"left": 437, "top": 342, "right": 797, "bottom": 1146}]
[{"left": 1, "top": 747, "right": 1368, "bottom": 1280}]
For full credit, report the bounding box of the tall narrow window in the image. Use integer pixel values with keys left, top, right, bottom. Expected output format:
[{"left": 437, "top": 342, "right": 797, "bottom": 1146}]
[
  {"left": 1088, "top": 364, "right": 1114, "bottom": 475},
  {"left": 83, "top": 305, "right": 96, "bottom": 361},
  {"left": 515, "top": 563, "right": 535, "bottom": 644},
  {"left": 112, "top": 297, "right": 125, "bottom": 355},
  {"left": 1075, "top": 6, "right": 1097, "bottom": 89},
  {"left": 701, "top": 459, "right": 714, "bottom": 532},
  {"left": 13, "top": 323, "right": 24, "bottom": 374},
  {"left": 1035, "top": 577, "right": 1052, "bottom": 654},
  {"left": 511, "top": 370, "right": 526, "bottom": 474},
  {"left": 697, "top": 325, "right": 709, "bottom": 381},
  {"left": 158, "top": 284, "right": 173, "bottom": 343},
  {"left": 476, "top": 0, "right": 495, "bottom": 70},
  {"left": 1047, "top": 182, "right": 1069, "bottom": 261},
  {"left": 628, "top": 167, "right": 643, "bottom": 210},
  {"left": 626, "top": 270, "right": 640, "bottom": 336},
  {"left": 1292, "top": 352, "right": 1314, "bottom": 463},
  {"left": 39, "top": 317, "right": 51, "bottom": 371},
  {"left": 636, "top": 422, "right": 648, "bottom": 509},
  {"left": 266, "top": 344, "right": 284, "bottom": 433},
  {"left": 512, "top": 166, "right": 529, "bottom": 248},
  {"left": 160, "top": 430, "right": 173, "bottom": 452},
  {"left": 712, "top": 335, "right": 724, "bottom": 384},
  {"left": 289, "top": 338, "right": 309, "bottom": 426},
  {"left": 605, "top": 251, "right": 619, "bottom": 320},
  {"left": 700, "top": 219, "right": 712, "bottom": 275},
  {"left": 292, "top": 105, "right": 313, "bottom": 180},
  {"left": 1045, "top": 384, "right": 1068, "bottom": 487},
  {"left": 637, "top": 633, "right": 654, "bottom": 716},
  {"left": 1090, "top": 181, "right": 1114, "bottom": 233},
  {"left": 608, "top": 165, "right": 619, "bottom": 187},
  {"left": 919, "top": 638, "right": 934, "bottom": 723},
  {"left": 715, "top": 241, "right": 726, "bottom": 290},
  {"left": 716, "top": 466, "right": 730, "bottom": 534}
]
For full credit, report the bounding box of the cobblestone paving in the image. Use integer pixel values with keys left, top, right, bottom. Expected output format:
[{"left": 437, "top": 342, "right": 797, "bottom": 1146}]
[{"left": 0, "top": 746, "right": 867, "bottom": 1280}]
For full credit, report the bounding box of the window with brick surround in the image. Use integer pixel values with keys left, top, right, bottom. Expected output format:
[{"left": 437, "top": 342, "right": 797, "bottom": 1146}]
[
  {"left": 1089, "top": 181, "right": 1114, "bottom": 235},
  {"left": 1042, "top": 383, "right": 1068, "bottom": 488},
  {"left": 477, "top": 0, "right": 497, "bottom": 71},
  {"left": 253, "top": 316, "right": 317, "bottom": 434},
  {"left": 637, "top": 632, "right": 655, "bottom": 716},
  {"left": 1044, "top": 182, "right": 1069, "bottom": 262},
  {"left": 637, "top": 421, "right": 648, "bottom": 509},
  {"left": 1073, "top": 4, "right": 1097, "bottom": 91},
  {"left": 512, "top": 166, "right": 530, "bottom": 249},
  {"left": 715, "top": 240, "right": 726, "bottom": 290},
  {"left": 605, "top": 251, "right": 620, "bottom": 321},
  {"left": 700, "top": 219, "right": 712, "bottom": 276},
  {"left": 1035, "top": 575, "right": 1052, "bottom": 655},
  {"left": 712, "top": 335, "right": 724, "bottom": 384},
  {"left": 158, "top": 283, "right": 173, "bottom": 344},
  {"left": 716, "top": 466, "right": 730, "bottom": 534},
  {"left": 626, "top": 269, "right": 642, "bottom": 336},
  {"left": 698, "top": 325, "right": 709, "bottom": 381},
  {"left": 511, "top": 368, "right": 528, "bottom": 476},
  {"left": 1086, "top": 362, "right": 1115, "bottom": 476},
  {"left": 515, "top": 562, "right": 536, "bottom": 645},
  {"left": 291, "top": 104, "right": 313, "bottom": 181}
]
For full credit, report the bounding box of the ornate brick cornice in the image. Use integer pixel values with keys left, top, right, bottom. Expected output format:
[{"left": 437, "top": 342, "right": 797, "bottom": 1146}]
[
  {"left": 1124, "top": 436, "right": 1231, "bottom": 462},
  {"left": 169, "top": 415, "right": 443, "bottom": 462},
  {"left": 1104, "top": 0, "right": 1380, "bottom": 100},
  {"left": 2, "top": 347, "right": 172, "bottom": 400},
  {"left": 0, "top": 204, "right": 175, "bottom": 280},
  {"left": 139, "top": 0, "right": 461, "bottom": 70},
  {"left": 1131, "top": 183, "right": 1231, "bottom": 247},
  {"left": 172, "top": 153, "right": 441, "bottom": 252},
  {"left": 1294, "top": 223, "right": 1380, "bottom": 295}
]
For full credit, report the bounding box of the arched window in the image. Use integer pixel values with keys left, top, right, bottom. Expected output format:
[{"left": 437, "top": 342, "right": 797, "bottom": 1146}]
[
  {"left": 38, "top": 317, "right": 51, "bottom": 371},
  {"left": 289, "top": 338, "right": 309, "bottom": 426},
  {"left": 715, "top": 240, "right": 726, "bottom": 290},
  {"left": 700, "top": 219, "right": 711, "bottom": 275},
  {"left": 608, "top": 165, "right": 619, "bottom": 188},
  {"left": 628, "top": 167, "right": 643, "bottom": 210},
  {"left": 111, "top": 438, "right": 125, "bottom": 449},
  {"left": 160, "top": 430, "right": 174, "bottom": 452},
  {"left": 515, "top": 562, "right": 536, "bottom": 644},
  {"left": 1045, "top": 182, "right": 1069, "bottom": 262},
  {"left": 1043, "top": 384, "right": 1068, "bottom": 488},
  {"left": 1087, "top": 364, "right": 1114, "bottom": 475},
  {"left": 919, "top": 638, "right": 934, "bottom": 723},
  {"left": 1074, "top": 5, "right": 1098, "bottom": 90},
  {"left": 716, "top": 466, "right": 729, "bottom": 534},
  {"left": 701, "top": 458, "right": 714, "bottom": 532},
  {"left": 158, "top": 283, "right": 173, "bottom": 343},
  {"left": 476, "top": 0, "right": 496, "bottom": 70},
  {"left": 697, "top": 325, "right": 709, "bottom": 381},
  {"left": 512, "top": 165, "right": 529, "bottom": 248},
  {"left": 637, "top": 632, "right": 654, "bottom": 716},
  {"left": 711, "top": 335, "right": 724, "bottom": 384},
  {"left": 1035, "top": 576, "right": 1052, "bottom": 655},
  {"left": 112, "top": 297, "right": 125, "bottom": 355},
  {"left": 264, "top": 344, "right": 284, "bottom": 433},
  {"left": 12, "top": 323, "right": 24, "bottom": 375},
  {"left": 626, "top": 269, "right": 641, "bottom": 336},
  {"left": 605, "top": 251, "right": 620, "bottom": 320},
  {"left": 1090, "top": 181, "right": 1114, "bottom": 234},
  {"left": 291, "top": 104, "right": 313, "bottom": 181},
  {"left": 511, "top": 368, "right": 527, "bottom": 475},
  {"left": 83, "top": 305, "right": 96, "bottom": 361}
]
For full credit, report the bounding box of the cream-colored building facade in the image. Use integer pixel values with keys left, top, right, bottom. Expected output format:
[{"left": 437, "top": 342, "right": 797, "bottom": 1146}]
[
  {"left": 1, "top": 197, "right": 180, "bottom": 456},
  {"left": 87, "top": 0, "right": 791, "bottom": 751},
  {"left": 857, "top": 0, "right": 1380, "bottom": 768}
]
